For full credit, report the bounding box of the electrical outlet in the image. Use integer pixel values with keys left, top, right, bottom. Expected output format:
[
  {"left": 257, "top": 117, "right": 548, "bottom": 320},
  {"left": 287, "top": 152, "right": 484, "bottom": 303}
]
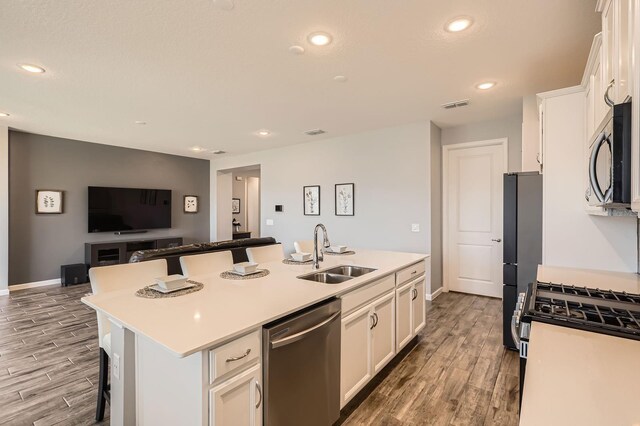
[
  {"left": 411, "top": 224, "right": 420, "bottom": 233},
  {"left": 113, "top": 353, "right": 120, "bottom": 379},
  {"left": 266, "top": 219, "right": 274, "bottom": 226}
]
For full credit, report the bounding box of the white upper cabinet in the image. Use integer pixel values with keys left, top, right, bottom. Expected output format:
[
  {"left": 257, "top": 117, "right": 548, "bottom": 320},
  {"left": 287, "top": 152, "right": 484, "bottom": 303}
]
[{"left": 600, "top": 0, "right": 633, "bottom": 105}]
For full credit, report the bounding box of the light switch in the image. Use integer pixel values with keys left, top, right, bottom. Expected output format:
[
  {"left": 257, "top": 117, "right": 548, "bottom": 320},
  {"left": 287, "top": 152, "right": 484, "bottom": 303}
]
[
  {"left": 411, "top": 224, "right": 420, "bottom": 233},
  {"left": 266, "top": 219, "right": 274, "bottom": 226}
]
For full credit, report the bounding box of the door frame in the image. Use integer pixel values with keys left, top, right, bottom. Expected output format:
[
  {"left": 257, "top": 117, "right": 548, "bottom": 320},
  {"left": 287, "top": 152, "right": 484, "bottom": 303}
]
[{"left": 442, "top": 138, "right": 509, "bottom": 294}]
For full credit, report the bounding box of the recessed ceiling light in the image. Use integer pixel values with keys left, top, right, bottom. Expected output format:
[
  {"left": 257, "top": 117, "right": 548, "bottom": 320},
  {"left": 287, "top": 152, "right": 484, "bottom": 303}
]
[
  {"left": 190, "top": 146, "right": 205, "bottom": 152},
  {"left": 308, "top": 32, "right": 332, "bottom": 46},
  {"left": 333, "top": 75, "right": 348, "bottom": 83},
  {"left": 445, "top": 17, "right": 473, "bottom": 32},
  {"left": 289, "top": 45, "right": 305, "bottom": 55},
  {"left": 134, "top": 120, "right": 147, "bottom": 125},
  {"left": 18, "top": 63, "right": 46, "bottom": 74},
  {"left": 476, "top": 81, "right": 496, "bottom": 90},
  {"left": 0, "top": 112, "right": 9, "bottom": 117},
  {"left": 257, "top": 130, "right": 271, "bottom": 137}
]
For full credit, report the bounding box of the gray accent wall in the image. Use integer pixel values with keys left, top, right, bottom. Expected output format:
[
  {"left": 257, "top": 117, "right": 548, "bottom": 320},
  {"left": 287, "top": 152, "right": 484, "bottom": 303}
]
[
  {"left": 441, "top": 114, "right": 523, "bottom": 172},
  {"left": 210, "top": 123, "right": 432, "bottom": 256},
  {"left": 9, "top": 131, "right": 210, "bottom": 285}
]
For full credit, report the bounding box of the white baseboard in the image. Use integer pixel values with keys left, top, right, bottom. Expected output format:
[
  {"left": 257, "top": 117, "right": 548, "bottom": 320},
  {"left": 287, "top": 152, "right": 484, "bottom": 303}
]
[
  {"left": 426, "top": 287, "right": 443, "bottom": 301},
  {"left": 0, "top": 289, "right": 9, "bottom": 296},
  {"left": 10, "top": 278, "right": 61, "bottom": 292}
]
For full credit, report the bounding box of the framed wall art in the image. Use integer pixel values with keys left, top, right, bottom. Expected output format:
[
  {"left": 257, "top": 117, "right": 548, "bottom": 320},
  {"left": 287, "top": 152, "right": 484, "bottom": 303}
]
[
  {"left": 303, "top": 185, "right": 320, "bottom": 216},
  {"left": 335, "top": 183, "right": 354, "bottom": 216},
  {"left": 184, "top": 195, "right": 199, "bottom": 213},
  {"left": 232, "top": 198, "right": 241, "bottom": 214},
  {"left": 36, "top": 190, "right": 63, "bottom": 214}
]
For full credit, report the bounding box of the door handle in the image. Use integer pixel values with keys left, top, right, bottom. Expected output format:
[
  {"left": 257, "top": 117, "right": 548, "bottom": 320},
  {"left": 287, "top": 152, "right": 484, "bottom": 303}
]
[
  {"left": 225, "top": 349, "right": 251, "bottom": 363},
  {"left": 255, "top": 382, "right": 262, "bottom": 409},
  {"left": 604, "top": 79, "right": 615, "bottom": 107},
  {"left": 270, "top": 311, "right": 340, "bottom": 349},
  {"left": 491, "top": 238, "right": 502, "bottom": 243}
]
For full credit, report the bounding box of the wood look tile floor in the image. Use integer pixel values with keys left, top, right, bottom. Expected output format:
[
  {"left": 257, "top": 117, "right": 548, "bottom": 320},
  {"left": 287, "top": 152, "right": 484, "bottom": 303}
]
[{"left": 0, "top": 285, "right": 518, "bottom": 426}]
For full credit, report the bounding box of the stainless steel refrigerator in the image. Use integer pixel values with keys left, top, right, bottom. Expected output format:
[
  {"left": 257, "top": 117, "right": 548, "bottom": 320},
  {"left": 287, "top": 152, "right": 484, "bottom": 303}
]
[{"left": 503, "top": 172, "right": 542, "bottom": 350}]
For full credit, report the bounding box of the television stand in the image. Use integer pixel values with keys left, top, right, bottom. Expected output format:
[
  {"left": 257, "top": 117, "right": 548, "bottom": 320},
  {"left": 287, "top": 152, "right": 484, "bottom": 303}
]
[
  {"left": 85, "top": 237, "right": 183, "bottom": 268},
  {"left": 114, "top": 230, "right": 148, "bottom": 235}
]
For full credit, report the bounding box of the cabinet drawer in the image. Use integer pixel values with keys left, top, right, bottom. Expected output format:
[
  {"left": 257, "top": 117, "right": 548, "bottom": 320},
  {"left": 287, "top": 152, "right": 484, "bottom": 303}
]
[
  {"left": 395, "top": 261, "right": 425, "bottom": 286},
  {"left": 209, "top": 330, "right": 260, "bottom": 385},
  {"left": 341, "top": 275, "right": 395, "bottom": 316}
]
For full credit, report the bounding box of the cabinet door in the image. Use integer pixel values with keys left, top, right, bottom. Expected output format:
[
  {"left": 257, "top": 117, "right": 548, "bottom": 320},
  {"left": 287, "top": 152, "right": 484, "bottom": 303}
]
[
  {"left": 210, "top": 364, "right": 262, "bottom": 426},
  {"left": 395, "top": 281, "right": 413, "bottom": 352},
  {"left": 412, "top": 279, "right": 426, "bottom": 335},
  {"left": 340, "top": 304, "right": 372, "bottom": 406},
  {"left": 371, "top": 291, "right": 395, "bottom": 374}
]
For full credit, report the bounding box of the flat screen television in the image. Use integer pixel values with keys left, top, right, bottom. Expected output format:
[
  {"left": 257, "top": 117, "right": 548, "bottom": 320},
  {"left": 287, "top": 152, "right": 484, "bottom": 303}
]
[{"left": 88, "top": 186, "right": 172, "bottom": 233}]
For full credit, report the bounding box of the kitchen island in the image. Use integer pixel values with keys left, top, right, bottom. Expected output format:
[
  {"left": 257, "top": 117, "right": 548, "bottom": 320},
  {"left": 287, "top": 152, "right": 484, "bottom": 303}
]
[{"left": 82, "top": 249, "right": 430, "bottom": 425}]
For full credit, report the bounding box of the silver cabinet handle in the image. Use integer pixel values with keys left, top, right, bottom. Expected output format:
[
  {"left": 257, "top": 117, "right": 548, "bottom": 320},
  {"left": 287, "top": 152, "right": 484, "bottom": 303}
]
[
  {"left": 255, "top": 382, "right": 262, "bottom": 409},
  {"left": 491, "top": 238, "right": 502, "bottom": 242},
  {"left": 369, "top": 314, "right": 376, "bottom": 329},
  {"left": 270, "top": 311, "right": 340, "bottom": 349},
  {"left": 410, "top": 270, "right": 417, "bottom": 275},
  {"left": 604, "top": 79, "right": 615, "bottom": 107},
  {"left": 536, "top": 153, "right": 541, "bottom": 164},
  {"left": 373, "top": 313, "right": 378, "bottom": 328},
  {"left": 411, "top": 288, "right": 418, "bottom": 301},
  {"left": 225, "top": 348, "right": 251, "bottom": 363}
]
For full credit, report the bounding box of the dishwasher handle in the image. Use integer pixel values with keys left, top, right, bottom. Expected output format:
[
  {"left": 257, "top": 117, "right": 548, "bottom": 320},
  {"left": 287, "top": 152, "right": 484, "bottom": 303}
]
[{"left": 270, "top": 311, "right": 341, "bottom": 349}]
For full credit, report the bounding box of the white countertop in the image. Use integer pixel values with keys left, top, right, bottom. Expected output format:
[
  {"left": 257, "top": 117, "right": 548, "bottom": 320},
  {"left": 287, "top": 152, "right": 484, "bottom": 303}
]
[
  {"left": 537, "top": 264, "right": 640, "bottom": 293},
  {"left": 520, "top": 322, "right": 640, "bottom": 426},
  {"left": 82, "top": 249, "right": 428, "bottom": 358}
]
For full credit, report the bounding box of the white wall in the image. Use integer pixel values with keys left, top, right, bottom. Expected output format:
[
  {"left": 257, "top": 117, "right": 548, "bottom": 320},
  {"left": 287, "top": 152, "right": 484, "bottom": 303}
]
[
  {"left": 542, "top": 89, "right": 637, "bottom": 272},
  {"left": 0, "top": 126, "right": 8, "bottom": 295},
  {"left": 216, "top": 171, "right": 233, "bottom": 241},
  {"left": 210, "top": 123, "right": 432, "bottom": 256},
  {"left": 246, "top": 177, "right": 260, "bottom": 237},
  {"left": 522, "top": 95, "right": 541, "bottom": 172},
  {"left": 441, "top": 114, "right": 523, "bottom": 172},
  {"left": 430, "top": 122, "right": 443, "bottom": 292}
]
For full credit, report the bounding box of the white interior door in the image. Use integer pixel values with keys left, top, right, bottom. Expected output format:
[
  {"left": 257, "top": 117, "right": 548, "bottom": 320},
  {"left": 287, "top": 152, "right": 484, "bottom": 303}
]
[{"left": 444, "top": 140, "right": 506, "bottom": 298}]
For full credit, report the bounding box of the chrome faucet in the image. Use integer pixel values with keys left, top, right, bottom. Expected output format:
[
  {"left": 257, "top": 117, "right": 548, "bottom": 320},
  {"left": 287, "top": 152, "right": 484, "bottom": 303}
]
[{"left": 313, "top": 224, "right": 331, "bottom": 269}]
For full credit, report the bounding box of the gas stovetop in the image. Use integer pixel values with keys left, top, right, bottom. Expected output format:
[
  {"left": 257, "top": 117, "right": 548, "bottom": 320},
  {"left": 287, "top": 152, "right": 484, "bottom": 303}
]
[{"left": 523, "top": 281, "right": 640, "bottom": 341}]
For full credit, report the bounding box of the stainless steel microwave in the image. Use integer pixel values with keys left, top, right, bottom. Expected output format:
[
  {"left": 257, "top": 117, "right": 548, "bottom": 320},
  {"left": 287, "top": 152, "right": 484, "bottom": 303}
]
[{"left": 586, "top": 102, "right": 632, "bottom": 208}]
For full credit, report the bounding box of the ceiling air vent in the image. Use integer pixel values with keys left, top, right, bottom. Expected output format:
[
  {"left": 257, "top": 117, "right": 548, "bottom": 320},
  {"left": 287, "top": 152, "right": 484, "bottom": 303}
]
[
  {"left": 441, "top": 99, "right": 470, "bottom": 109},
  {"left": 304, "top": 129, "right": 326, "bottom": 136}
]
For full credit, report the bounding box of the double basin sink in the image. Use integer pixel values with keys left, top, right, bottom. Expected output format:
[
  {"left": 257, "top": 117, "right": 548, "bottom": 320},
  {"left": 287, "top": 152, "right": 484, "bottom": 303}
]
[{"left": 298, "top": 265, "right": 377, "bottom": 284}]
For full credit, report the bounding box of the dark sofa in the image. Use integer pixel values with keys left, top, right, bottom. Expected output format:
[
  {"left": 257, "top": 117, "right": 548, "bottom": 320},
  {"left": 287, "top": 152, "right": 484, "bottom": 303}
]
[{"left": 129, "top": 237, "right": 278, "bottom": 275}]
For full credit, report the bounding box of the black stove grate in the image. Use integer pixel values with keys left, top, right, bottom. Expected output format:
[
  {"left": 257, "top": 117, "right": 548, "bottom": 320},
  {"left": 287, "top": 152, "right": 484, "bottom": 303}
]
[{"left": 526, "top": 282, "right": 640, "bottom": 340}]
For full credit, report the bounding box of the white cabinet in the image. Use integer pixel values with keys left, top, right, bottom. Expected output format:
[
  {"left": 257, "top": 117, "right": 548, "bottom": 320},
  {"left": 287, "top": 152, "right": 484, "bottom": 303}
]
[
  {"left": 371, "top": 291, "right": 395, "bottom": 373},
  {"left": 395, "top": 275, "right": 426, "bottom": 352},
  {"left": 209, "top": 363, "right": 262, "bottom": 426},
  {"left": 340, "top": 290, "right": 396, "bottom": 407},
  {"left": 340, "top": 304, "right": 372, "bottom": 405},
  {"left": 412, "top": 278, "right": 426, "bottom": 335},
  {"left": 600, "top": 0, "right": 633, "bottom": 105},
  {"left": 395, "top": 281, "right": 413, "bottom": 351}
]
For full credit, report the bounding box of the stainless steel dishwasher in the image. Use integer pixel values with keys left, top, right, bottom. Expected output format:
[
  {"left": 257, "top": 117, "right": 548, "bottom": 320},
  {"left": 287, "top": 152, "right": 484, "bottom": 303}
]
[{"left": 263, "top": 298, "right": 341, "bottom": 426}]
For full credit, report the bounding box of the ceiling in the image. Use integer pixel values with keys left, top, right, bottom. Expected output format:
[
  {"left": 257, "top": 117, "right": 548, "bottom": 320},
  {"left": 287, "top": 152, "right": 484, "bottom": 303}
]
[{"left": 0, "top": 0, "right": 600, "bottom": 158}]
